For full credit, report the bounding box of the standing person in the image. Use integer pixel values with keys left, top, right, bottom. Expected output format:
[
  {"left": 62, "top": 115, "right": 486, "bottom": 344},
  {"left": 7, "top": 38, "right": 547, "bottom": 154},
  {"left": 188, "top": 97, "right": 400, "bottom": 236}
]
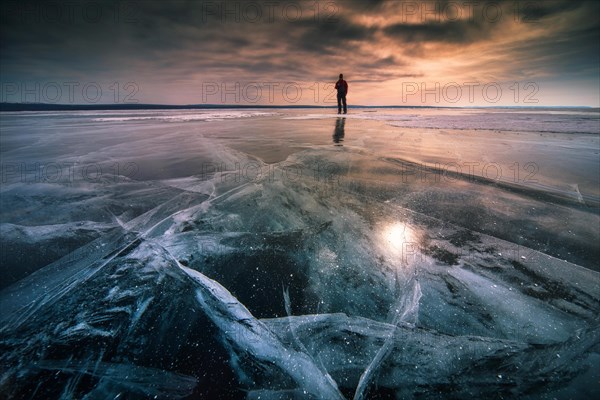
[{"left": 335, "top": 74, "right": 348, "bottom": 114}]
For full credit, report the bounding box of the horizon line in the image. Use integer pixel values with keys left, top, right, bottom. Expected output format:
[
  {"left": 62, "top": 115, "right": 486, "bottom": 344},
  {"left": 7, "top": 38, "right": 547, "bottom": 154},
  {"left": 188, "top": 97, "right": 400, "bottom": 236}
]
[{"left": 0, "top": 102, "right": 597, "bottom": 112}]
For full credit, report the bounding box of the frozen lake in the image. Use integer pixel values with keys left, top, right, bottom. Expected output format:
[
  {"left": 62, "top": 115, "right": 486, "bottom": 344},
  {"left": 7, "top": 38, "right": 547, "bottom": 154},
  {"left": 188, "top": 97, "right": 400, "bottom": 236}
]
[{"left": 1, "top": 108, "right": 599, "bottom": 398}]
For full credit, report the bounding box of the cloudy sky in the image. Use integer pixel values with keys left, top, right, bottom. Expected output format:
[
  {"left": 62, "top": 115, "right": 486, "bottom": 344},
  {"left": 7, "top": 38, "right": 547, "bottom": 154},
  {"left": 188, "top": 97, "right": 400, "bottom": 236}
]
[{"left": 1, "top": 0, "right": 599, "bottom": 106}]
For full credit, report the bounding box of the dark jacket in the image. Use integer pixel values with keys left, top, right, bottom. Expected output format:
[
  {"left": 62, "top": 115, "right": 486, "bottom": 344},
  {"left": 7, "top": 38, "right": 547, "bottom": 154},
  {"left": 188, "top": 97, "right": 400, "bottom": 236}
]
[{"left": 335, "top": 79, "right": 348, "bottom": 95}]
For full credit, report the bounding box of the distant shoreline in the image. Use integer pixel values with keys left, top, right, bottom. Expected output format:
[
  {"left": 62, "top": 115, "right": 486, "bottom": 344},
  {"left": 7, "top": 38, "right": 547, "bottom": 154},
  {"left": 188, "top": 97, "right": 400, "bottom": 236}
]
[{"left": 0, "top": 103, "right": 596, "bottom": 112}]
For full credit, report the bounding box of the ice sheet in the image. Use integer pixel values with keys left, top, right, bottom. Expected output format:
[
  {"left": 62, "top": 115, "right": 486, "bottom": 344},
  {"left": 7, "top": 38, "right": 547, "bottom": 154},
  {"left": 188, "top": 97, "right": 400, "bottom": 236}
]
[{"left": 1, "top": 108, "right": 598, "bottom": 398}]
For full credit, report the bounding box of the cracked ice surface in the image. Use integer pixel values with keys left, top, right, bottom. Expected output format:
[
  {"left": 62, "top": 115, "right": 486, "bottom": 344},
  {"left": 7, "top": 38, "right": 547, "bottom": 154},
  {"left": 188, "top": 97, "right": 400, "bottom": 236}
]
[{"left": 1, "top": 108, "right": 599, "bottom": 399}]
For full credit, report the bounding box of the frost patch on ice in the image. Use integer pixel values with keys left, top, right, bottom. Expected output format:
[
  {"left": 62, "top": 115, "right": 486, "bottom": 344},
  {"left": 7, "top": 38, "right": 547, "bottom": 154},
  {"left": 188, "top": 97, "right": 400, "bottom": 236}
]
[
  {"left": 60, "top": 321, "right": 115, "bottom": 338},
  {"left": 92, "top": 110, "right": 278, "bottom": 122}
]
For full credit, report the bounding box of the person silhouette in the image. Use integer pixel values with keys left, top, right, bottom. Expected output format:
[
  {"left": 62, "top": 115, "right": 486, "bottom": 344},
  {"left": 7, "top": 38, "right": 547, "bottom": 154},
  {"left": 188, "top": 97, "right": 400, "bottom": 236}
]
[
  {"left": 333, "top": 117, "right": 345, "bottom": 145},
  {"left": 335, "top": 73, "right": 348, "bottom": 114}
]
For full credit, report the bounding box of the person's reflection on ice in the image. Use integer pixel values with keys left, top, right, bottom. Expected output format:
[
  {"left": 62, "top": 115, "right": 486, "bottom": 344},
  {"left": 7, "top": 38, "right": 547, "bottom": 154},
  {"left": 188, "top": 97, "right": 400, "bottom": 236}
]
[{"left": 333, "top": 117, "right": 345, "bottom": 145}]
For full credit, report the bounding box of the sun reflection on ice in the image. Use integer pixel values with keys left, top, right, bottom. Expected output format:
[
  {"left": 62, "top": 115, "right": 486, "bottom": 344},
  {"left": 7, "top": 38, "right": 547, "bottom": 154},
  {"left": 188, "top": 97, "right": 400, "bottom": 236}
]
[
  {"left": 379, "top": 222, "right": 421, "bottom": 267},
  {"left": 386, "top": 223, "right": 414, "bottom": 248}
]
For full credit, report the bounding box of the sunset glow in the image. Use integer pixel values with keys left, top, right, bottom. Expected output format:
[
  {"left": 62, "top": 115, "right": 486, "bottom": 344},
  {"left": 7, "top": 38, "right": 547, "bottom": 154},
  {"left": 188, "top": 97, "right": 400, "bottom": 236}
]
[{"left": 1, "top": 0, "right": 598, "bottom": 106}]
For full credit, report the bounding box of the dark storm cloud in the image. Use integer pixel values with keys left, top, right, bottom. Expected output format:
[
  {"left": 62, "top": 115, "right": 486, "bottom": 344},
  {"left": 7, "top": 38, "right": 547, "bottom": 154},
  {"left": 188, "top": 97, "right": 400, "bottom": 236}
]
[
  {"left": 501, "top": 25, "right": 600, "bottom": 79},
  {"left": 353, "top": 56, "right": 408, "bottom": 72},
  {"left": 291, "top": 15, "right": 377, "bottom": 53},
  {"left": 383, "top": 20, "right": 490, "bottom": 44},
  {"left": 336, "top": 0, "right": 387, "bottom": 13},
  {"left": 0, "top": 2, "right": 359, "bottom": 80},
  {"left": 514, "top": 0, "right": 586, "bottom": 21},
  {"left": 1, "top": 0, "right": 272, "bottom": 81},
  {"left": 497, "top": 1, "right": 599, "bottom": 81},
  {"left": 379, "top": 0, "right": 593, "bottom": 45}
]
